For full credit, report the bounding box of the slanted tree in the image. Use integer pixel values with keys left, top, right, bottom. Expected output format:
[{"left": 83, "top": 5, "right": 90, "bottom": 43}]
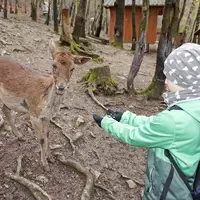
[
  {"left": 146, "top": 0, "right": 179, "bottom": 99},
  {"left": 31, "top": 0, "right": 39, "bottom": 21},
  {"left": 112, "top": 0, "right": 125, "bottom": 48},
  {"left": 72, "top": 0, "right": 87, "bottom": 42},
  {"left": 4, "top": 0, "right": 7, "bottom": 18},
  {"left": 131, "top": 0, "right": 137, "bottom": 50},
  {"left": 127, "top": 0, "right": 149, "bottom": 93}
]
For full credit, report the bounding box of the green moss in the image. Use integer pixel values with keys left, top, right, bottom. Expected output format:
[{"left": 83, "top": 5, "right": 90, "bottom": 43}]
[
  {"left": 110, "top": 40, "right": 123, "bottom": 49},
  {"left": 105, "top": 77, "right": 117, "bottom": 90},
  {"left": 92, "top": 57, "right": 104, "bottom": 63}
]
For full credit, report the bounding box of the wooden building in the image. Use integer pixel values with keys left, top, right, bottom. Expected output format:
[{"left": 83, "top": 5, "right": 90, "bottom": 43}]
[{"left": 104, "top": 0, "right": 165, "bottom": 44}]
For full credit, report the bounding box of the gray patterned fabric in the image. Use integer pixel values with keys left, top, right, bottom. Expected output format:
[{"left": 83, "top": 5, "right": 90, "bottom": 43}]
[{"left": 163, "top": 43, "right": 200, "bottom": 107}]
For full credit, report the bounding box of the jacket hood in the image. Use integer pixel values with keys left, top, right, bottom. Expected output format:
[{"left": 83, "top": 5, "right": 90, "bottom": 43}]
[{"left": 176, "top": 100, "right": 200, "bottom": 122}]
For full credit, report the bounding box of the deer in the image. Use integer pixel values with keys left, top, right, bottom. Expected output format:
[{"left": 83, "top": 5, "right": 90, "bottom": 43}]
[{"left": 0, "top": 40, "right": 91, "bottom": 170}]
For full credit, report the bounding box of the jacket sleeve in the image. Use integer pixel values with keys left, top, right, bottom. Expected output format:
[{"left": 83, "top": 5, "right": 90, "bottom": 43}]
[
  {"left": 120, "top": 111, "right": 153, "bottom": 126},
  {"left": 101, "top": 110, "right": 175, "bottom": 149}
]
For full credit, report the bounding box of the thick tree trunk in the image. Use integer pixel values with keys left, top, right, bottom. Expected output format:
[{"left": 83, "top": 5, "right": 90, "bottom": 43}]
[
  {"left": 45, "top": 0, "right": 51, "bottom": 25},
  {"left": 127, "top": 0, "right": 149, "bottom": 92},
  {"left": 147, "top": 0, "right": 178, "bottom": 99},
  {"left": 194, "top": 5, "right": 200, "bottom": 43},
  {"left": 4, "top": 0, "right": 7, "bottom": 18},
  {"left": 60, "top": 8, "right": 73, "bottom": 44},
  {"left": 182, "top": 0, "right": 200, "bottom": 44},
  {"left": 131, "top": 0, "right": 137, "bottom": 50},
  {"left": 94, "top": 0, "right": 104, "bottom": 37},
  {"left": 70, "top": 1, "right": 75, "bottom": 26},
  {"left": 113, "top": 0, "right": 125, "bottom": 48},
  {"left": 53, "top": 0, "right": 58, "bottom": 32},
  {"left": 15, "top": 0, "right": 18, "bottom": 14},
  {"left": 31, "top": 0, "right": 38, "bottom": 21},
  {"left": 72, "top": 0, "right": 87, "bottom": 42}
]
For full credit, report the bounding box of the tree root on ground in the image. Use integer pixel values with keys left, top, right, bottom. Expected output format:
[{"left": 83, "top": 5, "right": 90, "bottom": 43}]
[
  {"left": 55, "top": 153, "right": 116, "bottom": 200},
  {"left": 50, "top": 119, "right": 76, "bottom": 157},
  {"left": 87, "top": 88, "right": 108, "bottom": 111},
  {"left": 5, "top": 155, "right": 52, "bottom": 200}
]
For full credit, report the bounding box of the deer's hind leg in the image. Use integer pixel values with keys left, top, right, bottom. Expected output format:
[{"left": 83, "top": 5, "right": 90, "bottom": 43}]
[{"left": 2, "top": 104, "right": 23, "bottom": 139}]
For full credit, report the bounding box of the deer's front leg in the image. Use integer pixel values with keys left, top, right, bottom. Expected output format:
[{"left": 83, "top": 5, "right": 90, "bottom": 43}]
[
  {"left": 2, "top": 104, "right": 23, "bottom": 139},
  {"left": 30, "top": 116, "right": 50, "bottom": 171}
]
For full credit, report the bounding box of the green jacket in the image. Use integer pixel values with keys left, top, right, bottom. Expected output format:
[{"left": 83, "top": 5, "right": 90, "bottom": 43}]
[{"left": 101, "top": 100, "right": 200, "bottom": 200}]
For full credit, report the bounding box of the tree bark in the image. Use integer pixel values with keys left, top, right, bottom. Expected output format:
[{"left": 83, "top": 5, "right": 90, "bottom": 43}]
[
  {"left": 94, "top": 0, "right": 104, "bottom": 37},
  {"left": 9, "top": 0, "right": 14, "bottom": 13},
  {"left": 53, "top": 0, "right": 58, "bottom": 32},
  {"left": 147, "top": 0, "right": 178, "bottom": 99},
  {"left": 4, "top": 0, "right": 7, "bottom": 18},
  {"left": 182, "top": 0, "right": 200, "bottom": 44},
  {"left": 60, "top": 8, "right": 73, "bottom": 44},
  {"left": 0, "top": 0, "right": 3, "bottom": 12},
  {"left": 24, "top": 0, "right": 27, "bottom": 13},
  {"left": 113, "top": 0, "right": 125, "bottom": 48},
  {"left": 15, "top": 0, "right": 18, "bottom": 14},
  {"left": 45, "top": 0, "right": 51, "bottom": 25},
  {"left": 31, "top": 0, "right": 38, "bottom": 21},
  {"left": 72, "top": 0, "right": 87, "bottom": 42},
  {"left": 131, "top": 0, "right": 137, "bottom": 50},
  {"left": 127, "top": 0, "right": 149, "bottom": 92}
]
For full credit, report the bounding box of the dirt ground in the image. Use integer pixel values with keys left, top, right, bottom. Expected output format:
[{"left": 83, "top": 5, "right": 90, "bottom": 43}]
[{"left": 0, "top": 11, "right": 162, "bottom": 200}]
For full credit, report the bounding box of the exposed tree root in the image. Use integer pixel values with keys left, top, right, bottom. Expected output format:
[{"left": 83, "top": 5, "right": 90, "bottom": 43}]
[
  {"left": 50, "top": 120, "right": 76, "bottom": 157},
  {"left": 5, "top": 155, "right": 52, "bottom": 200},
  {"left": 87, "top": 88, "right": 108, "bottom": 111},
  {"left": 55, "top": 153, "right": 116, "bottom": 200}
]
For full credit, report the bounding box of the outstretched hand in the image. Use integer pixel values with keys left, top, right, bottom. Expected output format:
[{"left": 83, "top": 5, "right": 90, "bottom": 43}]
[
  {"left": 93, "top": 114, "right": 103, "bottom": 128},
  {"left": 106, "top": 109, "right": 123, "bottom": 122}
]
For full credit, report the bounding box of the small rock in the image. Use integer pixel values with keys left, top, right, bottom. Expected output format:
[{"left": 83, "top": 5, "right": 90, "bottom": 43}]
[
  {"left": 4, "top": 125, "right": 12, "bottom": 132},
  {"left": 0, "top": 141, "right": 3, "bottom": 147},
  {"left": 126, "top": 180, "right": 137, "bottom": 189},
  {"left": 36, "top": 175, "right": 48, "bottom": 184},
  {"left": 72, "top": 131, "right": 83, "bottom": 142},
  {"left": 4, "top": 184, "right": 9, "bottom": 189},
  {"left": 93, "top": 170, "right": 101, "bottom": 180},
  {"left": 76, "top": 115, "right": 85, "bottom": 127},
  {"left": 128, "top": 105, "right": 134, "bottom": 109}
]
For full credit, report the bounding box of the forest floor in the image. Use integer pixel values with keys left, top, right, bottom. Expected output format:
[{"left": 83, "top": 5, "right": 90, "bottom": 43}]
[{"left": 0, "top": 11, "right": 162, "bottom": 200}]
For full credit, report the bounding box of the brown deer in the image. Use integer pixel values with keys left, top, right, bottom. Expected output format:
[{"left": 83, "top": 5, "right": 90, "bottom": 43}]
[{"left": 0, "top": 40, "right": 91, "bottom": 170}]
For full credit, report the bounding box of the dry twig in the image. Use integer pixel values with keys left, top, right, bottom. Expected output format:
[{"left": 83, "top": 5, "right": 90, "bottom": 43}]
[
  {"left": 50, "top": 119, "right": 76, "bottom": 156},
  {"left": 5, "top": 155, "right": 52, "bottom": 200},
  {"left": 87, "top": 88, "right": 108, "bottom": 111}
]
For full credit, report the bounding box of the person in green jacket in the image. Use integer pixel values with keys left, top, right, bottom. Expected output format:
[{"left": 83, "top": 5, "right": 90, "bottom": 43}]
[{"left": 93, "top": 43, "right": 200, "bottom": 200}]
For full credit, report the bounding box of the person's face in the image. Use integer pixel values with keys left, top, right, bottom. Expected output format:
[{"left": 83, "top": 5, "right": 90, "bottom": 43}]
[{"left": 165, "top": 79, "right": 185, "bottom": 92}]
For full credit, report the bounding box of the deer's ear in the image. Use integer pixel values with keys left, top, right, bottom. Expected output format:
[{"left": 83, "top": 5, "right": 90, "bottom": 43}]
[
  {"left": 73, "top": 56, "right": 91, "bottom": 65},
  {"left": 49, "top": 39, "right": 57, "bottom": 59}
]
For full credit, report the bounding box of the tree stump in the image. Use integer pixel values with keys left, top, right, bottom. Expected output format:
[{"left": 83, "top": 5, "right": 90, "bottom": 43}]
[{"left": 83, "top": 66, "right": 118, "bottom": 95}]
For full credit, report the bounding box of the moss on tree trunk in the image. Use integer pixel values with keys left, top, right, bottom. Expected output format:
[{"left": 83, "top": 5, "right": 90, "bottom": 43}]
[{"left": 83, "top": 66, "right": 118, "bottom": 95}]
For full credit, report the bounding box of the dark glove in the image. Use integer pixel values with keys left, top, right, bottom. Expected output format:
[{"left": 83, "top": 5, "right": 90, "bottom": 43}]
[
  {"left": 106, "top": 109, "right": 123, "bottom": 122},
  {"left": 93, "top": 114, "right": 103, "bottom": 128}
]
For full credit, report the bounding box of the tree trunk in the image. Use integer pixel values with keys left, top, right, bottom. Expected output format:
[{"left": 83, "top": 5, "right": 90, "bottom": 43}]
[
  {"left": 70, "top": 1, "right": 75, "bottom": 26},
  {"left": 53, "top": 0, "right": 58, "bottom": 32},
  {"left": 94, "top": 0, "right": 104, "bottom": 37},
  {"left": 113, "top": 0, "right": 125, "bottom": 48},
  {"left": 31, "top": 0, "right": 38, "bottom": 21},
  {"left": 9, "top": 0, "right": 14, "bottom": 13},
  {"left": 104, "top": 8, "right": 109, "bottom": 34},
  {"left": 45, "top": 0, "right": 51, "bottom": 25},
  {"left": 15, "top": 0, "right": 18, "bottom": 14},
  {"left": 131, "top": 0, "right": 137, "bottom": 50},
  {"left": 194, "top": 4, "right": 200, "bottom": 43},
  {"left": 4, "top": 0, "right": 7, "bottom": 18},
  {"left": 0, "top": 0, "right": 3, "bottom": 12},
  {"left": 85, "top": 0, "right": 90, "bottom": 34},
  {"left": 147, "top": 0, "right": 178, "bottom": 99},
  {"left": 182, "top": 0, "right": 200, "bottom": 44},
  {"left": 127, "top": 0, "right": 149, "bottom": 93},
  {"left": 72, "top": 0, "right": 87, "bottom": 42},
  {"left": 60, "top": 8, "right": 73, "bottom": 44},
  {"left": 24, "top": 0, "right": 27, "bottom": 13}
]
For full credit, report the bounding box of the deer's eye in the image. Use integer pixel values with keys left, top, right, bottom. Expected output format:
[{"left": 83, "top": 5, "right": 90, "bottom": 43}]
[{"left": 70, "top": 68, "right": 75, "bottom": 72}]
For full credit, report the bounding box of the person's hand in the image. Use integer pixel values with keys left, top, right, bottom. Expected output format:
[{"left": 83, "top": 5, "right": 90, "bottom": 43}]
[
  {"left": 93, "top": 114, "right": 103, "bottom": 127},
  {"left": 106, "top": 109, "right": 123, "bottom": 122}
]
